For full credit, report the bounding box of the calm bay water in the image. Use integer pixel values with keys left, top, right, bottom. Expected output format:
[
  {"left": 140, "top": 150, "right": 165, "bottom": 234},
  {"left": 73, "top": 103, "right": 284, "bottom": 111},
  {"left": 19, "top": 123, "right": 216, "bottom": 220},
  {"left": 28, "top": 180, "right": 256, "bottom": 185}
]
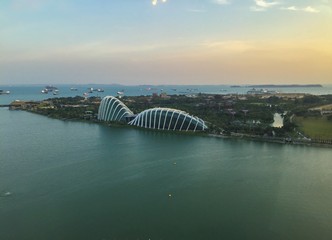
[
  {"left": 1, "top": 84, "right": 332, "bottom": 105},
  {"left": 1, "top": 107, "right": 332, "bottom": 240}
]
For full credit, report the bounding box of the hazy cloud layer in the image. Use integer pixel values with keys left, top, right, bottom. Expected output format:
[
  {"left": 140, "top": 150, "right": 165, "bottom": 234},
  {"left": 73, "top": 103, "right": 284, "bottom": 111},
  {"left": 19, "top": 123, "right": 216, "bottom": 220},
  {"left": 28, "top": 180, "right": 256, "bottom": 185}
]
[{"left": 281, "top": 6, "right": 320, "bottom": 13}]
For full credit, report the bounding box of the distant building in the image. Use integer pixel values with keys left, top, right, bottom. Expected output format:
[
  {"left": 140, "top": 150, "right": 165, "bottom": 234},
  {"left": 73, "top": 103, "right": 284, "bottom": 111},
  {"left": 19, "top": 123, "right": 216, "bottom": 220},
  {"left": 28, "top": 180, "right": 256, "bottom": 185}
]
[{"left": 160, "top": 92, "right": 170, "bottom": 99}]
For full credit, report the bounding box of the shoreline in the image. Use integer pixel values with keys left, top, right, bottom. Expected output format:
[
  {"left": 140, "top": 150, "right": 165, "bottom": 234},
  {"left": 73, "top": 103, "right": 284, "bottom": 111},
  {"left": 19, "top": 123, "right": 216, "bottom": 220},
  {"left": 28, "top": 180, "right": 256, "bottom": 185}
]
[
  {"left": 207, "top": 133, "right": 332, "bottom": 149},
  {"left": 7, "top": 91, "right": 332, "bottom": 149},
  {"left": 20, "top": 108, "right": 332, "bottom": 149}
]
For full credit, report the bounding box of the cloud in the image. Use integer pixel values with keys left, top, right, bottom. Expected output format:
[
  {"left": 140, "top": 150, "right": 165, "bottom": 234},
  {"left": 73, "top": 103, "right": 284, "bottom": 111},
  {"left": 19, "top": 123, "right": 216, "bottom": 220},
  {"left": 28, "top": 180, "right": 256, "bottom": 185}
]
[
  {"left": 281, "top": 6, "right": 320, "bottom": 13},
  {"left": 201, "top": 40, "right": 255, "bottom": 53},
  {"left": 212, "top": 0, "right": 231, "bottom": 5},
  {"left": 283, "top": 6, "right": 297, "bottom": 11},
  {"left": 251, "top": 0, "right": 280, "bottom": 11},
  {"left": 151, "top": 0, "right": 167, "bottom": 6},
  {"left": 303, "top": 6, "right": 320, "bottom": 13},
  {"left": 255, "top": 0, "right": 279, "bottom": 8}
]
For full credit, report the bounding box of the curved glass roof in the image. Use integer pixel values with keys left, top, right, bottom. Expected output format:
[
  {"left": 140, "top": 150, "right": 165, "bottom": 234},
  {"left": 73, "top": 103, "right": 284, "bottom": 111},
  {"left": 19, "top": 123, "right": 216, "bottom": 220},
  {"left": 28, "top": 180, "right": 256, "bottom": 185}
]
[
  {"left": 128, "top": 107, "right": 207, "bottom": 131},
  {"left": 98, "top": 96, "right": 133, "bottom": 122}
]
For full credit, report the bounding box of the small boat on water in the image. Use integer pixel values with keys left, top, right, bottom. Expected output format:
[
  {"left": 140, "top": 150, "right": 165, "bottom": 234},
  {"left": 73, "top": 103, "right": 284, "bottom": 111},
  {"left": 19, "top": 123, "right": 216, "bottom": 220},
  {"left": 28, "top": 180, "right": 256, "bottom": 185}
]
[
  {"left": 70, "top": 87, "right": 78, "bottom": 91},
  {"left": 247, "top": 88, "right": 279, "bottom": 95},
  {"left": 0, "top": 90, "right": 10, "bottom": 95},
  {"left": 41, "top": 85, "right": 58, "bottom": 94},
  {"left": 97, "top": 88, "right": 104, "bottom": 92},
  {"left": 45, "top": 85, "right": 58, "bottom": 92},
  {"left": 53, "top": 90, "right": 59, "bottom": 95},
  {"left": 0, "top": 192, "right": 12, "bottom": 197}
]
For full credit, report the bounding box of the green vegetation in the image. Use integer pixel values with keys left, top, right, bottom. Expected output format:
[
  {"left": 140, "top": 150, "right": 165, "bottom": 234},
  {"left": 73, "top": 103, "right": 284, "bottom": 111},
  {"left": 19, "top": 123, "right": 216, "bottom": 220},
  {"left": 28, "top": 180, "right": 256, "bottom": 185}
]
[
  {"left": 121, "top": 94, "right": 278, "bottom": 136},
  {"left": 16, "top": 93, "right": 332, "bottom": 145},
  {"left": 28, "top": 96, "right": 100, "bottom": 120},
  {"left": 294, "top": 116, "right": 332, "bottom": 140},
  {"left": 121, "top": 93, "right": 328, "bottom": 138}
]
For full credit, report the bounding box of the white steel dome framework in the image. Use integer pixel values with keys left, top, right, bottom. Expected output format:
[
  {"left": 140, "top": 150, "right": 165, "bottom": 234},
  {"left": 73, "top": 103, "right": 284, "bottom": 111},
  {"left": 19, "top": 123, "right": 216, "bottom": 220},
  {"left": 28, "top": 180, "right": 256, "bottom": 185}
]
[
  {"left": 98, "top": 96, "right": 207, "bottom": 132},
  {"left": 128, "top": 108, "right": 207, "bottom": 131},
  {"left": 98, "top": 96, "right": 133, "bottom": 122}
]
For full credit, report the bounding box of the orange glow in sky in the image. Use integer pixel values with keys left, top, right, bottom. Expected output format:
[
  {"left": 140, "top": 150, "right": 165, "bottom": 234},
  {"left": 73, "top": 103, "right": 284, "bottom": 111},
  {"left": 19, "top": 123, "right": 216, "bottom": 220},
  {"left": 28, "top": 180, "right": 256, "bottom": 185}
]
[{"left": 1, "top": 0, "right": 331, "bottom": 85}]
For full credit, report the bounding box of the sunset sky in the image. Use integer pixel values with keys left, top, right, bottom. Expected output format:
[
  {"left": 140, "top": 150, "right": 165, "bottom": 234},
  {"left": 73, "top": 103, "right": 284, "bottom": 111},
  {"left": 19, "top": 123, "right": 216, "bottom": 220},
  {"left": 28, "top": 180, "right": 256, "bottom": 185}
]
[{"left": 1, "top": 0, "right": 332, "bottom": 85}]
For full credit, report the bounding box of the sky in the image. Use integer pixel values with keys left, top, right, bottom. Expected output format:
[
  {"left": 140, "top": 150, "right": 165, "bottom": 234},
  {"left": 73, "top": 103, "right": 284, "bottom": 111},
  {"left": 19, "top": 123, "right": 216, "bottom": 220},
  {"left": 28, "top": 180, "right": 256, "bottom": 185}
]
[{"left": 1, "top": 0, "right": 332, "bottom": 85}]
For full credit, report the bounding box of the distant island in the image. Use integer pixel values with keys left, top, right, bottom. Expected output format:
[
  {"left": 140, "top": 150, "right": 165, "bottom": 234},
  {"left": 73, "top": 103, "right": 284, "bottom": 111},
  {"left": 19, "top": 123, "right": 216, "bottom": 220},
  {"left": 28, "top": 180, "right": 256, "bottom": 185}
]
[{"left": 248, "top": 84, "right": 322, "bottom": 88}]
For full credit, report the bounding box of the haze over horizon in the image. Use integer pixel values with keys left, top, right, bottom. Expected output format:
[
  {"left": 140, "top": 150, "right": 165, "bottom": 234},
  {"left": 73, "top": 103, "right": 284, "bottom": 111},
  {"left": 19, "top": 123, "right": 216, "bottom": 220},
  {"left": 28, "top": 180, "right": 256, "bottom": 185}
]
[{"left": 1, "top": 0, "right": 332, "bottom": 85}]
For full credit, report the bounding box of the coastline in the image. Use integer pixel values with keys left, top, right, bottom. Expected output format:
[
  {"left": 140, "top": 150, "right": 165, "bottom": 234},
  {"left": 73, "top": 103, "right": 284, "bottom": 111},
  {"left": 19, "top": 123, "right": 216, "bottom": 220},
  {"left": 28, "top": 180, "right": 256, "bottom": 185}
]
[
  {"left": 207, "top": 133, "right": 332, "bottom": 149},
  {"left": 6, "top": 90, "right": 332, "bottom": 149},
  {"left": 19, "top": 108, "right": 332, "bottom": 148}
]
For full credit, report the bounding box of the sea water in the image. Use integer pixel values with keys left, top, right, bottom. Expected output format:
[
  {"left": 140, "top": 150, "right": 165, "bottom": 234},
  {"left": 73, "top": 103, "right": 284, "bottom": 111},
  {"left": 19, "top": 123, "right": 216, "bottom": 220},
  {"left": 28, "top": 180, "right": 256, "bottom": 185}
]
[
  {"left": 1, "top": 84, "right": 332, "bottom": 105},
  {"left": 1, "top": 107, "right": 332, "bottom": 239}
]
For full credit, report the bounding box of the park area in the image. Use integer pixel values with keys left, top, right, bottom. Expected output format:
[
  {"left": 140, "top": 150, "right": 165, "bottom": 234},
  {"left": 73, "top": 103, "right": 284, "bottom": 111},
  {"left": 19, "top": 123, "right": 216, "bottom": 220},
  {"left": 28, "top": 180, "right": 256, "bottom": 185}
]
[{"left": 294, "top": 116, "right": 332, "bottom": 140}]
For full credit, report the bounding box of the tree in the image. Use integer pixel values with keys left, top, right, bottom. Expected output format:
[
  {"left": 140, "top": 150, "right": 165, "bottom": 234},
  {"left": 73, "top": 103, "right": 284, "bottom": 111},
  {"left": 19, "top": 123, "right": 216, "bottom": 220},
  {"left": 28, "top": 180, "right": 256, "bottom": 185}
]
[{"left": 302, "top": 95, "right": 321, "bottom": 104}]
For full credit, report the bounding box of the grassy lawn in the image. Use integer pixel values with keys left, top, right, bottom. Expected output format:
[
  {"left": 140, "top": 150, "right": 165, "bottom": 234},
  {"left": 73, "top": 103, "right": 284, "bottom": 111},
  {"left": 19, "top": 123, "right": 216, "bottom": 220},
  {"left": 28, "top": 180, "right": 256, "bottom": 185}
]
[
  {"left": 309, "top": 104, "right": 332, "bottom": 111},
  {"left": 294, "top": 116, "right": 332, "bottom": 140}
]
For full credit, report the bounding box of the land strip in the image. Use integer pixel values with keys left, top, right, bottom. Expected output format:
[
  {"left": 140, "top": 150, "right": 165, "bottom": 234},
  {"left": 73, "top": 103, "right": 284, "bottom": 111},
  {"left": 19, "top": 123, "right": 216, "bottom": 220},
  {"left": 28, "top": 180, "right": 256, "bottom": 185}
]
[{"left": 9, "top": 92, "right": 332, "bottom": 147}]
